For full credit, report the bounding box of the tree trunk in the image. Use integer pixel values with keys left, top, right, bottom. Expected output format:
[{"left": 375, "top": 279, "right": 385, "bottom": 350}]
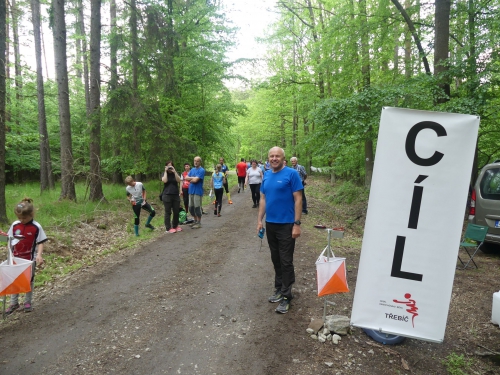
[
  {"left": 306, "top": 0, "right": 324, "bottom": 98},
  {"left": 165, "top": 0, "right": 178, "bottom": 97},
  {"left": 0, "top": 0, "right": 8, "bottom": 224},
  {"left": 391, "top": 0, "right": 431, "bottom": 74},
  {"left": 434, "top": 0, "right": 451, "bottom": 103},
  {"left": 75, "top": 0, "right": 82, "bottom": 80},
  {"left": 109, "top": 0, "right": 122, "bottom": 184},
  {"left": 130, "top": 0, "right": 140, "bottom": 169},
  {"left": 292, "top": 97, "right": 298, "bottom": 148},
  {"left": 88, "top": 0, "right": 104, "bottom": 201},
  {"left": 404, "top": 0, "right": 411, "bottom": 78},
  {"left": 467, "top": 0, "right": 478, "bottom": 94},
  {"left": 280, "top": 114, "right": 286, "bottom": 149},
  {"left": 52, "top": 0, "right": 76, "bottom": 201},
  {"left": 4, "top": 4, "right": 9, "bottom": 124},
  {"left": 359, "top": 0, "right": 374, "bottom": 188},
  {"left": 31, "top": 0, "right": 54, "bottom": 191},
  {"left": 10, "top": 0, "right": 22, "bottom": 125},
  {"left": 468, "top": 0, "right": 478, "bottom": 180},
  {"left": 77, "top": 0, "right": 91, "bottom": 115}
]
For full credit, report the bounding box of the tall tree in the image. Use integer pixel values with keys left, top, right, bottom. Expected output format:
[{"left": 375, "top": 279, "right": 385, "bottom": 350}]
[
  {"left": 129, "top": 0, "right": 141, "bottom": 179},
  {"left": 0, "top": 0, "right": 7, "bottom": 224},
  {"left": 32, "top": 0, "right": 55, "bottom": 191},
  {"left": 391, "top": 0, "right": 431, "bottom": 74},
  {"left": 434, "top": 0, "right": 451, "bottom": 103},
  {"left": 77, "top": 0, "right": 91, "bottom": 114},
  {"left": 9, "top": 0, "right": 22, "bottom": 125},
  {"left": 359, "top": 0, "right": 374, "bottom": 187},
  {"left": 88, "top": 0, "right": 104, "bottom": 201},
  {"left": 109, "top": 0, "right": 122, "bottom": 183},
  {"left": 52, "top": 0, "right": 76, "bottom": 200}
]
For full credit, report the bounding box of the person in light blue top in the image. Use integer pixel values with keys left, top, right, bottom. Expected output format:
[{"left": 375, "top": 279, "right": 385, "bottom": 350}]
[
  {"left": 185, "top": 156, "right": 205, "bottom": 229},
  {"left": 211, "top": 164, "right": 226, "bottom": 216},
  {"left": 257, "top": 147, "right": 303, "bottom": 314}
]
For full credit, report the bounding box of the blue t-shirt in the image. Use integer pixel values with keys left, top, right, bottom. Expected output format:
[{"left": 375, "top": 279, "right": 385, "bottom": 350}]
[
  {"left": 221, "top": 164, "right": 229, "bottom": 175},
  {"left": 188, "top": 166, "right": 205, "bottom": 196},
  {"left": 212, "top": 172, "right": 224, "bottom": 189},
  {"left": 261, "top": 167, "right": 303, "bottom": 224}
]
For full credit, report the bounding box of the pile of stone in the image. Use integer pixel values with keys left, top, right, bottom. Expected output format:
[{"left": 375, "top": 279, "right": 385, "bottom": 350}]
[{"left": 306, "top": 315, "right": 351, "bottom": 345}]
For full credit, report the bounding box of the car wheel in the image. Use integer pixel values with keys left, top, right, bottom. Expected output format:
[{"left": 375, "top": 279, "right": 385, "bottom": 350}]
[{"left": 479, "top": 242, "right": 500, "bottom": 254}]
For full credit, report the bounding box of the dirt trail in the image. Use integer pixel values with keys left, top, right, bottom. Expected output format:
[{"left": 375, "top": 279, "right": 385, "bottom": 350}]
[{"left": 0, "top": 188, "right": 307, "bottom": 375}]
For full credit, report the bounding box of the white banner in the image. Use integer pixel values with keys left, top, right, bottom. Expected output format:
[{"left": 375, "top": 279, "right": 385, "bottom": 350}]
[{"left": 351, "top": 107, "right": 479, "bottom": 342}]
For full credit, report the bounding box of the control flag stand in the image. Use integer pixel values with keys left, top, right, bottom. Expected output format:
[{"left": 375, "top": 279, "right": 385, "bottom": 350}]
[
  {"left": 0, "top": 233, "right": 33, "bottom": 319},
  {"left": 315, "top": 228, "right": 349, "bottom": 321}
]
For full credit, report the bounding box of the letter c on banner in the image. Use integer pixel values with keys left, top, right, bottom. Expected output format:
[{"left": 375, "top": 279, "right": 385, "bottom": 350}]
[{"left": 405, "top": 121, "right": 447, "bottom": 166}]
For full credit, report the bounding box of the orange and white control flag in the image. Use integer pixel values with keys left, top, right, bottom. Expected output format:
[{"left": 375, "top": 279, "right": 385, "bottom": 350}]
[
  {"left": 0, "top": 256, "right": 33, "bottom": 296},
  {"left": 316, "top": 246, "right": 349, "bottom": 297}
]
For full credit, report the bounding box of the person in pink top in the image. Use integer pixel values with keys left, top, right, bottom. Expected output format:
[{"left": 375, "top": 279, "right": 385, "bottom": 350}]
[{"left": 180, "top": 163, "right": 191, "bottom": 212}]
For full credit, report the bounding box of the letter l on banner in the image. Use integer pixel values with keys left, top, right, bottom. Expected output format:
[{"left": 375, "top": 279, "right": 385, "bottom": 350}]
[{"left": 351, "top": 107, "right": 479, "bottom": 343}]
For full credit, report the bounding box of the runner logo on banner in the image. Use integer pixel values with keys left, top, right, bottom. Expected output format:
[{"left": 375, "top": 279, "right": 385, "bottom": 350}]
[{"left": 351, "top": 107, "right": 479, "bottom": 343}]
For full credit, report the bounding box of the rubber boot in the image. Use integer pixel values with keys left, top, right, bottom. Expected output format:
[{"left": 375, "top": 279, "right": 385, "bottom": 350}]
[
  {"left": 145, "top": 216, "right": 155, "bottom": 230},
  {"left": 227, "top": 193, "right": 232, "bottom": 204},
  {"left": 134, "top": 225, "right": 139, "bottom": 236}
]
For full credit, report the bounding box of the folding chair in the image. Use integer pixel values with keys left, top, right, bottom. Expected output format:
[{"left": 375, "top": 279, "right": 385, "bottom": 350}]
[{"left": 457, "top": 224, "right": 488, "bottom": 269}]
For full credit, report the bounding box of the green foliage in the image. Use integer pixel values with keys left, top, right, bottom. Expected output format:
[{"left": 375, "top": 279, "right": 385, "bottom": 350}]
[
  {"left": 442, "top": 353, "right": 473, "bottom": 375},
  {"left": 332, "top": 181, "right": 369, "bottom": 205},
  {"left": 234, "top": 0, "right": 500, "bottom": 184},
  {"left": 3, "top": 0, "right": 500, "bottom": 189}
]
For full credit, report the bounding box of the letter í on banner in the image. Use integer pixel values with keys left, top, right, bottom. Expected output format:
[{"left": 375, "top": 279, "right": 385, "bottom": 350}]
[{"left": 351, "top": 107, "right": 479, "bottom": 343}]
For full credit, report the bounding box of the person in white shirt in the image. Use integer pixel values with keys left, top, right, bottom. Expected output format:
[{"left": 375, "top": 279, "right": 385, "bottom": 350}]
[{"left": 245, "top": 159, "right": 264, "bottom": 208}]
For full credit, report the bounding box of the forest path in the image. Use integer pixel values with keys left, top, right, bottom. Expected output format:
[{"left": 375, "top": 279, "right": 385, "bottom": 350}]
[{"left": 0, "top": 187, "right": 307, "bottom": 375}]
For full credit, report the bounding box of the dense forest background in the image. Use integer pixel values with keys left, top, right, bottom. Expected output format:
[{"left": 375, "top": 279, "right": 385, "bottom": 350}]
[{"left": 0, "top": 0, "right": 499, "bottom": 224}]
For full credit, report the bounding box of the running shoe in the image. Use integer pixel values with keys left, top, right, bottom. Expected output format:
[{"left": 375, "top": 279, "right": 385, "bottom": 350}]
[
  {"left": 145, "top": 224, "right": 155, "bottom": 230},
  {"left": 174, "top": 227, "right": 183, "bottom": 232},
  {"left": 275, "top": 297, "right": 290, "bottom": 314},
  {"left": 5, "top": 303, "right": 19, "bottom": 315},
  {"left": 228, "top": 200, "right": 233, "bottom": 204},
  {"left": 168, "top": 228, "right": 176, "bottom": 234},
  {"left": 191, "top": 223, "right": 202, "bottom": 229},
  {"left": 24, "top": 303, "right": 33, "bottom": 312},
  {"left": 268, "top": 289, "right": 284, "bottom": 303}
]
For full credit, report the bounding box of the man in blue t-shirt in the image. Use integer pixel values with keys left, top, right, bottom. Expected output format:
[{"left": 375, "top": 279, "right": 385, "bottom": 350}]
[
  {"left": 257, "top": 147, "right": 303, "bottom": 314},
  {"left": 185, "top": 156, "right": 205, "bottom": 229}
]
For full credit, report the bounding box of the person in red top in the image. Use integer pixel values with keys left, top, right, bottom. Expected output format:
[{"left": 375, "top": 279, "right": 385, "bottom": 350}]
[
  {"left": 5, "top": 197, "right": 48, "bottom": 314},
  {"left": 180, "top": 163, "right": 191, "bottom": 212},
  {"left": 236, "top": 158, "right": 248, "bottom": 193}
]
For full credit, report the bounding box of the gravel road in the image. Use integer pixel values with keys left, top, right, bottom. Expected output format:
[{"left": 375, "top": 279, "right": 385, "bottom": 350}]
[{"left": 0, "top": 188, "right": 309, "bottom": 375}]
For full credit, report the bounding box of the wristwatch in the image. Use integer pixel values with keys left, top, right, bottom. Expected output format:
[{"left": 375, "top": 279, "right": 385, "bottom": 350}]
[{"left": 294, "top": 220, "right": 301, "bottom": 226}]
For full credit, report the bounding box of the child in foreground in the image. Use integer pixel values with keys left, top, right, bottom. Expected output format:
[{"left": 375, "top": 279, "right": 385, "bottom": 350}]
[
  {"left": 6, "top": 197, "right": 48, "bottom": 314},
  {"left": 125, "top": 176, "right": 156, "bottom": 236}
]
